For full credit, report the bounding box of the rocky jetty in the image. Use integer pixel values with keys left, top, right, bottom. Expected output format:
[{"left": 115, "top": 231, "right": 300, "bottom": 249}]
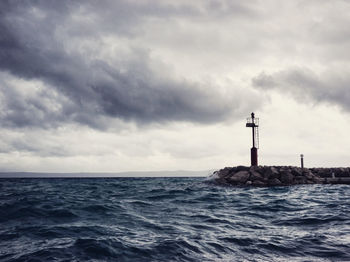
[{"left": 212, "top": 166, "right": 350, "bottom": 187}]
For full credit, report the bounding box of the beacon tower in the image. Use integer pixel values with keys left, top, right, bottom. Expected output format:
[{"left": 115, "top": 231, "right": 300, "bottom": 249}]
[{"left": 246, "top": 112, "right": 259, "bottom": 166}]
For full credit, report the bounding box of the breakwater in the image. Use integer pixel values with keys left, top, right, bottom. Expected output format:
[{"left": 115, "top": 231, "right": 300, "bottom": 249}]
[{"left": 212, "top": 166, "right": 350, "bottom": 186}]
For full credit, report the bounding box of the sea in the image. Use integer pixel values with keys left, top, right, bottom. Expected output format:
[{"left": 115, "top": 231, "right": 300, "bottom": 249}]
[{"left": 1, "top": 175, "right": 350, "bottom": 262}]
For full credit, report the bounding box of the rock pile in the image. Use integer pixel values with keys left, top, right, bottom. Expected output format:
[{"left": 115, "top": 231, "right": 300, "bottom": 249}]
[
  {"left": 212, "top": 166, "right": 350, "bottom": 187},
  {"left": 308, "top": 167, "right": 350, "bottom": 178}
]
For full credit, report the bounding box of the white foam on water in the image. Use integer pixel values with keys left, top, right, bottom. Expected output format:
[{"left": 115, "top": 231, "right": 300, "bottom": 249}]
[{"left": 205, "top": 171, "right": 219, "bottom": 181}]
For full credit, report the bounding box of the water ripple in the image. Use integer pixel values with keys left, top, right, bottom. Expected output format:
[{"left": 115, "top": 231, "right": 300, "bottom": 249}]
[{"left": 1, "top": 178, "right": 350, "bottom": 261}]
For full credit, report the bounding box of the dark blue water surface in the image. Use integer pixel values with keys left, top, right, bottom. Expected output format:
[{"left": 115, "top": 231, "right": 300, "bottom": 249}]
[{"left": 1, "top": 177, "right": 350, "bottom": 262}]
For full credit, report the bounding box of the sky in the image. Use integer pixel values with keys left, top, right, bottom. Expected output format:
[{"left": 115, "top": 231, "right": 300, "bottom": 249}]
[{"left": 1, "top": 0, "right": 350, "bottom": 172}]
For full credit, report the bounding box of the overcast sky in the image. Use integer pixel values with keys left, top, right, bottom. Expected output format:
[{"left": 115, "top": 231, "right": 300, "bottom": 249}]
[{"left": 1, "top": 0, "right": 350, "bottom": 172}]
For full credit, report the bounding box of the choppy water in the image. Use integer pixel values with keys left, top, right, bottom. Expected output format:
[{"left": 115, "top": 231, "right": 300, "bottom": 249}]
[{"left": 1, "top": 177, "right": 350, "bottom": 262}]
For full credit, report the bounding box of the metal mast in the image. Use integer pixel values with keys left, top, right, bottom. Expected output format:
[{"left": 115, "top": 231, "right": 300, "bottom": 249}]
[{"left": 246, "top": 112, "right": 259, "bottom": 166}]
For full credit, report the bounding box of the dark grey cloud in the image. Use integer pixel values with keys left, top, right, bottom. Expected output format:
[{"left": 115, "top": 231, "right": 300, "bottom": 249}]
[
  {"left": 252, "top": 68, "right": 350, "bottom": 111},
  {"left": 0, "top": 0, "right": 259, "bottom": 129},
  {"left": 1, "top": 0, "right": 350, "bottom": 170},
  {"left": 0, "top": 73, "right": 77, "bottom": 128}
]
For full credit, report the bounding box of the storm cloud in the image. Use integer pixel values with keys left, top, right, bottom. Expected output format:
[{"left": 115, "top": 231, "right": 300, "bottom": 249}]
[
  {"left": 1, "top": 0, "right": 350, "bottom": 171},
  {"left": 252, "top": 68, "right": 350, "bottom": 112},
  {"left": 0, "top": 0, "right": 259, "bottom": 129}
]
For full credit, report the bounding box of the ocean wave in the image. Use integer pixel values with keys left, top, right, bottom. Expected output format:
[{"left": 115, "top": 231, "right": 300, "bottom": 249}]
[{"left": 1, "top": 178, "right": 350, "bottom": 261}]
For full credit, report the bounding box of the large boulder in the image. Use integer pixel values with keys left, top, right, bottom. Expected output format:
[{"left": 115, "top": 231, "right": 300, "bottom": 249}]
[
  {"left": 317, "top": 169, "right": 332, "bottom": 178},
  {"left": 291, "top": 168, "right": 303, "bottom": 177},
  {"left": 250, "top": 171, "right": 263, "bottom": 181},
  {"left": 252, "top": 180, "right": 266, "bottom": 186},
  {"left": 303, "top": 170, "right": 315, "bottom": 180},
  {"left": 236, "top": 166, "right": 249, "bottom": 172},
  {"left": 217, "top": 167, "right": 232, "bottom": 179},
  {"left": 336, "top": 168, "right": 349, "bottom": 177},
  {"left": 249, "top": 166, "right": 263, "bottom": 174},
  {"left": 228, "top": 171, "right": 250, "bottom": 184},
  {"left": 280, "top": 171, "right": 294, "bottom": 184},
  {"left": 268, "top": 178, "right": 282, "bottom": 186},
  {"left": 265, "top": 166, "right": 279, "bottom": 179},
  {"left": 294, "top": 176, "right": 307, "bottom": 184},
  {"left": 312, "top": 176, "right": 322, "bottom": 183}
]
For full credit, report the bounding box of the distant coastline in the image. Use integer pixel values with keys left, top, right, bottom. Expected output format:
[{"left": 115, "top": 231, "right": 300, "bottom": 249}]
[{"left": 0, "top": 170, "right": 211, "bottom": 178}]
